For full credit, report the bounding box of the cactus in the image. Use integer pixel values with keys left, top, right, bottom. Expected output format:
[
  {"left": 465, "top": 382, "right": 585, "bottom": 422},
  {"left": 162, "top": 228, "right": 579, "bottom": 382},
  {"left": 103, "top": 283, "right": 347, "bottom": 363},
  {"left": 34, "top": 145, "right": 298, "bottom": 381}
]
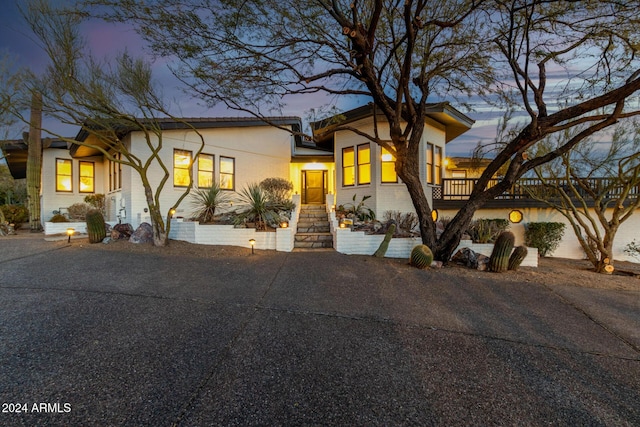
[
  {"left": 508, "top": 245, "right": 528, "bottom": 271},
  {"left": 410, "top": 244, "right": 433, "bottom": 269},
  {"left": 488, "top": 231, "right": 515, "bottom": 272},
  {"left": 373, "top": 223, "right": 396, "bottom": 258},
  {"left": 86, "top": 209, "right": 106, "bottom": 243}
]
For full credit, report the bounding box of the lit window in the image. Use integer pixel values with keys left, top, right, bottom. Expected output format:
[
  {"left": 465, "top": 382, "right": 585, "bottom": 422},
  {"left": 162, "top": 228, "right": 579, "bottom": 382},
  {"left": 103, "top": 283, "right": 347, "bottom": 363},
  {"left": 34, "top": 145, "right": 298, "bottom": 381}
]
[
  {"left": 381, "top": 147, "right": 397, "bottom": 183},
  {"left": 220, "top": 156, "right": 235, "bottom": 190},
  {"left": 79, "top": 161, "right": 95, "bottom": 193},
  {"left": 56, "top": 159, "right": 73, "bottom": 192},
  {"left": 342, "top": 147, "right": 355, "bottom": 187},
  {"left": 426, "top": 143, "right": 434, "bottom": 184},
  {"left": 198, "top": 154, "right": 214, "bottom": 188},
  {"left": 174, "top": 149, "right": 192, "bottom": 187},
  {"left": 357, "top": 144, "right": 371, "bottom": 185},
  {"left": 435, "top": 146, "right": 442, "bottom": 185}
]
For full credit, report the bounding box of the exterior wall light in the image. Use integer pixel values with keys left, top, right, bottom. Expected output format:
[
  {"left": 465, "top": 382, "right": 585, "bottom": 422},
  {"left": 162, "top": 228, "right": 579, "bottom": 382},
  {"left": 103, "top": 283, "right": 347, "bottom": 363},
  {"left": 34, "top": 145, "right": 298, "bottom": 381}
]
[
  {"left": 339, "top": 222, "right": 346, "bottom": 229},
  {"left": 431, "top": 209, "right": 438, "bottom": 222},
  {"left": 249, "top": 238, "right": 256, "bottom": 254},
  {"left": 280, "top": 221, "right": 288, "bottom": 228},
  {"left": 66, "top": 228, "right": 75, "bottom": 243},
  {"left": 169, "top": 208, "right": 176, "bottom": 217},
  {"left": 509, "top": 209, "right": 523, "bottom": 223}
]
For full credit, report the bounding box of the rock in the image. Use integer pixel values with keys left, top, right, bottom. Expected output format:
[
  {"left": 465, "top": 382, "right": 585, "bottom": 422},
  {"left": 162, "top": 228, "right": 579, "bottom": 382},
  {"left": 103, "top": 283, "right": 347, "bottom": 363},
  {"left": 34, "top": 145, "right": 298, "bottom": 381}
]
[
  {"left": 430, "top": 260, "right": 443, "bottom": 268},
  {"left": 476, "top": 254, "right": 490, "bottom": 271},
  {"left": 452, "top": 247, "right": 479, "bottom": 268},
  {"left": 102, "top": 237, "right": 112, "bottom": 244},
  {"left": 129, "top": 222, "right": 154, "bottom": 244},
  {"left": 111, "top": 223, "right": 134, "bottom": 240}
]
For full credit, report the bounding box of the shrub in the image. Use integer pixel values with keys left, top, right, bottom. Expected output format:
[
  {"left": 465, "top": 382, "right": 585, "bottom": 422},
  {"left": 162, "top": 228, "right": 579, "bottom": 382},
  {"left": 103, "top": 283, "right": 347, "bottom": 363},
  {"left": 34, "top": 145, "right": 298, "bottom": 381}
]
[
  {"left": 383, "top": 211, "right": 418, "bottom": 233},
  {"left": 234, "top": 183, "right": 292, "bottom": 229},
  {"left": 337, "top": 194, "right": 375, "bottom": 222},
  {"left": 84, "top": 194, "right": 106, "bottom": 214},
  {"left": 467, "top": 218, "right": 509, "bottom": 243},
  {"left": 525, "top": 222, "right": 566, "bottom": 257},
  {"left": 0, "top": 204, "right": 29, "bottom": 229},
  {"left": 259, "top": 177, "right": 293, "bottom": 203},
  {"left": 67, "top": 203, "right": 93, "bottom": 221},
  {"left": 190, "top": 183, "right": 234, "bottom": 223},
  {"left": 49, "top": 214, "right": 69, "bottom": 223},
  {"left": 624, "top": 239, "right": 640, "bottom": 260}
]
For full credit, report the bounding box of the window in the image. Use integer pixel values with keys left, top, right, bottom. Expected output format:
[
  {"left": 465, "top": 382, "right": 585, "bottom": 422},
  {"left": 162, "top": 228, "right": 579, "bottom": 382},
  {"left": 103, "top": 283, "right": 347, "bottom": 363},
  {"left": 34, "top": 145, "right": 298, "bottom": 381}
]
[
  {"left": 56, "top": 159, "right": 73, "bottom": 192},
  {"left": 198, "top": 154, "right": 214, "bottom": 188},
  {"left": 342, "top": 147, "right": 355, "bottom": 186},
  {"left": 79, "top": 161, "right": 95, "bottom": 193},
  {"left": 381, "top": 147, "right": 398, "bottom": 183},
  {"left": 426, "top": 143, "right": 434, "bottom": 184},
  {"left": 435, "top": 146, "right": 442, "bottom": 185},
  {"left": 357, "top": 144, "right": 371, "bottom": 185},
  {"left": 219, "top": 156, "right": 235, "bottom": 190},
  {"left": 109, "top": 153, "right": 122, "bottom": 191},
  {"left": 174, "top": 149, "right": 192, "bottom": 187}
]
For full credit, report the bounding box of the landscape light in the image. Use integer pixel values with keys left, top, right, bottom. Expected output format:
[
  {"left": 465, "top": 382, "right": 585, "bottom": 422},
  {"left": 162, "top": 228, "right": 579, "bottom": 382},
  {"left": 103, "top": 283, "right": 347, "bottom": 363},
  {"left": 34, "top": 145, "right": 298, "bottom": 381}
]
[
  {"left": 66, "top": 228, "right": 75, "bottom": 243},
  {"left": 249, "top": 238, "right": 256, "bottom": 254}
]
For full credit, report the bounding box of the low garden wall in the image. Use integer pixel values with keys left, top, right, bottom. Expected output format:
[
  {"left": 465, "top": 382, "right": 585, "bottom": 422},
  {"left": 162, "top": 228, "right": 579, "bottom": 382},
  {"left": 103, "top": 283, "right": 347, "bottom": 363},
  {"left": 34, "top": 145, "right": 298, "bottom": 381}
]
[
  {"left": 44, "top": 221, "right": 87, "bottom": 235},
  {"left": 168, "top": 197, "right": 301, "bottom": 252},
  {"left": 329, "top": 211, "right": 538, "bottom": 266}
]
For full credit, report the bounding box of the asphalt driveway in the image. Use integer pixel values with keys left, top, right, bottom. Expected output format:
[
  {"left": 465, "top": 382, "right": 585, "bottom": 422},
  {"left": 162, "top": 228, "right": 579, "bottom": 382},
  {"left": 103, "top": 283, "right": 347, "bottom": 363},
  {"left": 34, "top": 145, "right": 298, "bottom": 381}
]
[{"left": 1, "top": 234, "right": 639, "bottom": 426}]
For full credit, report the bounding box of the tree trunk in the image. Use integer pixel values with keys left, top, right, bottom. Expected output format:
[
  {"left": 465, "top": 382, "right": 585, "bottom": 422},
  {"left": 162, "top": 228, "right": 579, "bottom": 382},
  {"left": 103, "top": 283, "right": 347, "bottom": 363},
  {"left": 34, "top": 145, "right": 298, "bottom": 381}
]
[
  {"left": 26, "top": 92, "right": 43, "bottom": 232},
  {"left": 143, "top": 183, "right": 168, "bottom": 246}
]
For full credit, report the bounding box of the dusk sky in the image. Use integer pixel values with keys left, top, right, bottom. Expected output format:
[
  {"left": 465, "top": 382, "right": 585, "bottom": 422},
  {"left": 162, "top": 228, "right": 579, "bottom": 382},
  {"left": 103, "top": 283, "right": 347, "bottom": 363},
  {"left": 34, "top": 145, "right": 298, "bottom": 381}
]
[{"left": 0, "top": 0, "right": 498, "bottom": 157}]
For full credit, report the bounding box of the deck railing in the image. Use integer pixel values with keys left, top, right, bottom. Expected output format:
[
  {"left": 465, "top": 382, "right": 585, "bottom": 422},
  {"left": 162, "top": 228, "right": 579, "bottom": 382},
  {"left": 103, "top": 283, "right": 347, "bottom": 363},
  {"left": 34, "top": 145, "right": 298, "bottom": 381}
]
[{"left": 435, "top": 177, "right": 640, "bottom": 201}]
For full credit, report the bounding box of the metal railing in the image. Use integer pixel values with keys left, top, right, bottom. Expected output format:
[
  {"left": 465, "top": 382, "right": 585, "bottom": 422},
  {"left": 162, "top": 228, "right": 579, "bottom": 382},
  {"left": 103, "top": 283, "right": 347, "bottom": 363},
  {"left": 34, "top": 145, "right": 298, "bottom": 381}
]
[{"left": 436, "top": 177, "right": 640, "bottom": 201}]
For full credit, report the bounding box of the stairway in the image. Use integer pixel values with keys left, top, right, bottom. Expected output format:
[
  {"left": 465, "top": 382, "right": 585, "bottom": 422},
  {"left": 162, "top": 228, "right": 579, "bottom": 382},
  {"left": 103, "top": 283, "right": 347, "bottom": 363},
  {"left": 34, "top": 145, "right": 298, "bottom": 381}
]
[{"left": 294, "top": 205, "right": 334, "bottom": 250}]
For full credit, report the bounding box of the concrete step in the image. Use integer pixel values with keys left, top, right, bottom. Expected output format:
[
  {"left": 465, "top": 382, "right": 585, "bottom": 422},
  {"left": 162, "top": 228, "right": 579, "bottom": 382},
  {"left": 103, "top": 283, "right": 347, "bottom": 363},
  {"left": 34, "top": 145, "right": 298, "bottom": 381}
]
[
  {"left": 297, "top": 225, "right": 330, "bottom": 233},
  {"left": 300, "top": 204, "right": 326, "bottom": 211},
  {"left": 298, "top": 212, "right": 330, "bottom": 219},
  {"left": 295, "top": 232, "right": 333, "bottom": 242}
]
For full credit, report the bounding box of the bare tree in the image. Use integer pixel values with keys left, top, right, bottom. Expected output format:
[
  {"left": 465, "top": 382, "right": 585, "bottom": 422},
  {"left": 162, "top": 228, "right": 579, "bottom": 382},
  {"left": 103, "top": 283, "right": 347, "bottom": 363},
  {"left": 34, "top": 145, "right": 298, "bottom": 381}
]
[
  {"left": 10, "top": 0, "right": 206, "bottom": 246},
  {"left": 85, "top": 0, "right": 640, "bottom": 261},
  {"left": 526, "top": 123, "right": 640, "bottom": 273},
  {"left": 26, "top": 91, "right": 43, "bottom": 232}
]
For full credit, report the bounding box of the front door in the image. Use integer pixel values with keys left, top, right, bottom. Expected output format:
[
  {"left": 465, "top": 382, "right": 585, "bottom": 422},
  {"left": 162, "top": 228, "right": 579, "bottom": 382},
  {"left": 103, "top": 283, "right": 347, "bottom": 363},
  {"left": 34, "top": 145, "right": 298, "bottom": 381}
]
[{"left": 302, "top": 170, "right": 326, "bottom": 204}]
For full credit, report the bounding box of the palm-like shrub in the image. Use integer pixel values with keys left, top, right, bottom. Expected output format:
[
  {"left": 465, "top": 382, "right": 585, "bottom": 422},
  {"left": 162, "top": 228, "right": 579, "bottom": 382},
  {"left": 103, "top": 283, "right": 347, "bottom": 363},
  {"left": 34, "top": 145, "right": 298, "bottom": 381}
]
[
  {"left": 235, "top": 183, "right": 291, "bottom": 229},
  {"left": 190, "top": 183, "right": 234, "bottom": 223}
]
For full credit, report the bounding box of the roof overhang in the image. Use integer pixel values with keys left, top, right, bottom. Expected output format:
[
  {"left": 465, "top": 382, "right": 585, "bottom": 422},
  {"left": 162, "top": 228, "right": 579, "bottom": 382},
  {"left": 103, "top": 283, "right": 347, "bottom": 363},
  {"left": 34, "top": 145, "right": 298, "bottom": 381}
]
[{"left": 1, "top": 139, "right": 69, "bottom": 179}]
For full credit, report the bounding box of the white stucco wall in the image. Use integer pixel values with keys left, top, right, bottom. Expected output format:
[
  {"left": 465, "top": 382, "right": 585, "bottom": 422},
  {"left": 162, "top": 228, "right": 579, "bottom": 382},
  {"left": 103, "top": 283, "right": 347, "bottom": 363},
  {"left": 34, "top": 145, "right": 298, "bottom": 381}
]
[
  {"left": 41, "top": 148, "right": 105, "bottom": 222},
  {"left": 334, "top": 117, "right": 445, "bottom": 218},
  {"left": 439, "top": 206, "right": 640, "bottom": 263}
]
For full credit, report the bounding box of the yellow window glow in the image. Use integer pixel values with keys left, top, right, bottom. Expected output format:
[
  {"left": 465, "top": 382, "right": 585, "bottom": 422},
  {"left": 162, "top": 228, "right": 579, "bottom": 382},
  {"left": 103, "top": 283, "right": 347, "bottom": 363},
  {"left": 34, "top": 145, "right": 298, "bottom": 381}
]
[
  {"left": 79, "top": 161, "right": 94, "bottom": 193},
  {"left": 174, "top": 149, "right": 192, "bottom": 187},
  {"left": 198, "top": 154, "right": 214, "bottom": 188},
  {"left": 56, "top": 159, "right": 73, "bottom": 192},
  {"left": 357, "top": 144, "right": 371, "bottom": 185},
  {"left": 381, "top": 147, "right": 397, "bottom": 183},
  {"left": 342, "top": 147, "right": 355, "bottom": 186},
  {"left": 219, "top": 156, "right": 235, "bottom": 190}
]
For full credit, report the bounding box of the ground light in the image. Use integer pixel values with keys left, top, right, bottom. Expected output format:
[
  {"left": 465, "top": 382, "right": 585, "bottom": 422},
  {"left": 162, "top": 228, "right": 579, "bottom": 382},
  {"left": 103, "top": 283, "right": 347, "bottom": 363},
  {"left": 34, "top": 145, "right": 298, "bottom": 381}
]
[
  {"left": 249, "top": 238, "right": 256, "bottom": 255},
  {"left": 66, "top": 228, "right": 75, "bottom": 243}
]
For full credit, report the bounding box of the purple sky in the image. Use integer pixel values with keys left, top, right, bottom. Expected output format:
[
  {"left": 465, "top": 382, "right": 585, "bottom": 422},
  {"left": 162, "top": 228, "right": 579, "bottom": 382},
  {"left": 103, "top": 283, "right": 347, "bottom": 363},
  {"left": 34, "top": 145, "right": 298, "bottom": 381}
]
[{"left": 0, "top": 0, "right": 493, "bottom": 157}]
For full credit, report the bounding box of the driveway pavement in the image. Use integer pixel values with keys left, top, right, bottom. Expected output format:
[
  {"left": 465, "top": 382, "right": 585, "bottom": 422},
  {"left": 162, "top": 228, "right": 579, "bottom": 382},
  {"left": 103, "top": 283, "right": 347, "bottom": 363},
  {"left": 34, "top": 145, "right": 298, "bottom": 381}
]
[{"left": 1, "top": 233, "right": 639, "bottom": 426}]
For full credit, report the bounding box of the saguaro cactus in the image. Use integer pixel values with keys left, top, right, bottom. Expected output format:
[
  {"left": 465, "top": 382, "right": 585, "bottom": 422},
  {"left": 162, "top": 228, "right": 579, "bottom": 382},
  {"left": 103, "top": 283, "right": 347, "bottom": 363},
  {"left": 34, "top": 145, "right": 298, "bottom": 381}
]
[
  {"left": 373, "top": 223, "right": 396, "bottom": 257},
  {"left": 86, "top": 209, "right": 106, "bottom": 243},
  {"left": 508, "top": 245, "right": 528, "bottom": 271},
  {"left": 488, "top": 231, "right": 515, "bottom": 272},
  {"left": 410, "top": 244, "right": 433, "bottom": 269}
]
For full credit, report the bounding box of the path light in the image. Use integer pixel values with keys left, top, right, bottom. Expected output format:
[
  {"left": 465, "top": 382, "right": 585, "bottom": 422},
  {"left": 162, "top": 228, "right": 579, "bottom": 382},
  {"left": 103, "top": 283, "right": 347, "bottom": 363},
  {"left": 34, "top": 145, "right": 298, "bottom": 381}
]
[
  {"left": 339, "top": 222, "right": 346, "bottom": 229},
  {"left": 249, "top": 238, "right": 256, "bottom": 255},
  {"left": 66, "top": 228, "right": 75, "bottom": 243}
]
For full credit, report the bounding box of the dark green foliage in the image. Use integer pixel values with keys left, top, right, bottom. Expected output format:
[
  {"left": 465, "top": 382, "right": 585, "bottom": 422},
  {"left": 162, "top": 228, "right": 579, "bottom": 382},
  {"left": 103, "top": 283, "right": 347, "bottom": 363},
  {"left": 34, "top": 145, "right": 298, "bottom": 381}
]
[
  {"left": 49, "top": 214, "right": 69, "bottom": 223},
  {"left": 508, "top": 245, "right": 528, "bottom": 271},
  {"left": 525, "top": 222, "right": 565, "bottom": 257},
  {"left": 0, "top": 204, "right": 29, "bottom": 229},
  {"left": 410, "top": 244, "right": 433, "bottom": 269},
  {"left": 488, "top": 231, "right": 515, "bottom": 272},
  {"left": 86, "top": 209, "right": 106, "bottom": 243},
  {"left": 337, "top": 194, "right": 375, "bottom": 222},
  {"left": 373, "top": 223, "right": 396, "bottom": 257},
  {"left": 190, "top": 183, "right": 233, "bottom": 223},
  {"left": 259, "top": 177, "right": 293, "bottom": 203}
]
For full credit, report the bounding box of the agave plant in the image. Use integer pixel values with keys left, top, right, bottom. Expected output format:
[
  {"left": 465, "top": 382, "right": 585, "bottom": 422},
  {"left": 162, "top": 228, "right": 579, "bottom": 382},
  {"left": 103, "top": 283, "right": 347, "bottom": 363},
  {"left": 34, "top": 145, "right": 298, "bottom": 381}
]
[
  {"left": 190, "top": 183, "right": 234, "bottom": 223},
  {"left": 234, "top": 183, "right": 288, "bottom": 229}
]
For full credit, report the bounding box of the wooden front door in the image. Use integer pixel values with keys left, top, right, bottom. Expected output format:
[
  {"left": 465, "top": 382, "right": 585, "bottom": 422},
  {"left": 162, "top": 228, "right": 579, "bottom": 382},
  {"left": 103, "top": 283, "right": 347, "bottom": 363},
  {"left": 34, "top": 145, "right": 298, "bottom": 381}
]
[{"left": 302, "top": 170, "right": 326, "bottom": 204}]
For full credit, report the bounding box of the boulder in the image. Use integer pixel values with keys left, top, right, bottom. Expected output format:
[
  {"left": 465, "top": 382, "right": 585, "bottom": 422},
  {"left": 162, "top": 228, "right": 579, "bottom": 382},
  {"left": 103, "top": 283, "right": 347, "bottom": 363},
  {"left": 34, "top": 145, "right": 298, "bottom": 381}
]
[
  {"left": 452, "top": 247, "right": 479, "bottom": 268},
  {"left": 129, "top": 222, "right": 154, "bottom": 244},
  {"left": 476, "top": 254, "right": 490, "bottom": 271},
  {"left": 111, "top": 223, "right": 134, "bottom": 240}
]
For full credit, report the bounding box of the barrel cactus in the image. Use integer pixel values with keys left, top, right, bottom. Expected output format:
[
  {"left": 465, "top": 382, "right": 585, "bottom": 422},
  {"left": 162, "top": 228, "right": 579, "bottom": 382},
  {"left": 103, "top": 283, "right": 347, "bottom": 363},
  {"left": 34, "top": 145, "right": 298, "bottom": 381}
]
[
  {"left": 488, "top": 231, "right": 515, "bottom": 272},
  {"left": 508, "top": 245, "right": 528, "bottom": 271},
  {"left": 410, "top": 244, "right": 433, "bottom": 269},
  {"left": 86, "top": 209, "right": 106, "bottom": 243}
]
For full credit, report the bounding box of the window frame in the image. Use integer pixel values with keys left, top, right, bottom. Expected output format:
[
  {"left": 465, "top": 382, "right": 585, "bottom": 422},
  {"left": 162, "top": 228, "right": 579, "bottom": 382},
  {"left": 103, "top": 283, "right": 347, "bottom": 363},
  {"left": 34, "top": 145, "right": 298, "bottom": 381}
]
[
  {"left": 219, "top": 156, "right": 235, "bottom": 190},
  {"left": 173, "top": 149, "right": 193, "bottom": 188},
  {"left": 357, "top": 143, "right": 371, "bottom": 185},
  {"left": 426, "top": 143, "right": 434, "bottom": 185},
  {"left": 197, "top": 153, "right": 215, "bottom": 189},
  {"left": 78, "top": 161, "right": 95, "bottom": 194},
  {"left": 380, "top": 147, "right": 398, "bottom": 183},
  {"left": 55, "top": 158, "right": 73, "bottom": 193},
  {"left": 342, "top": 146, "right": 355, "bottom": 187}
]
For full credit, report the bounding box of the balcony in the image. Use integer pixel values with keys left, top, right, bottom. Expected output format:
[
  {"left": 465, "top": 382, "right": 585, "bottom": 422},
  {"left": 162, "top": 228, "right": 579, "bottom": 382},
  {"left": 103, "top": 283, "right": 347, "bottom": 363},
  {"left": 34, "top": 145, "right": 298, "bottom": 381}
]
[{"left": 432, "top": 177, "right": 640, "bottom": 209}]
